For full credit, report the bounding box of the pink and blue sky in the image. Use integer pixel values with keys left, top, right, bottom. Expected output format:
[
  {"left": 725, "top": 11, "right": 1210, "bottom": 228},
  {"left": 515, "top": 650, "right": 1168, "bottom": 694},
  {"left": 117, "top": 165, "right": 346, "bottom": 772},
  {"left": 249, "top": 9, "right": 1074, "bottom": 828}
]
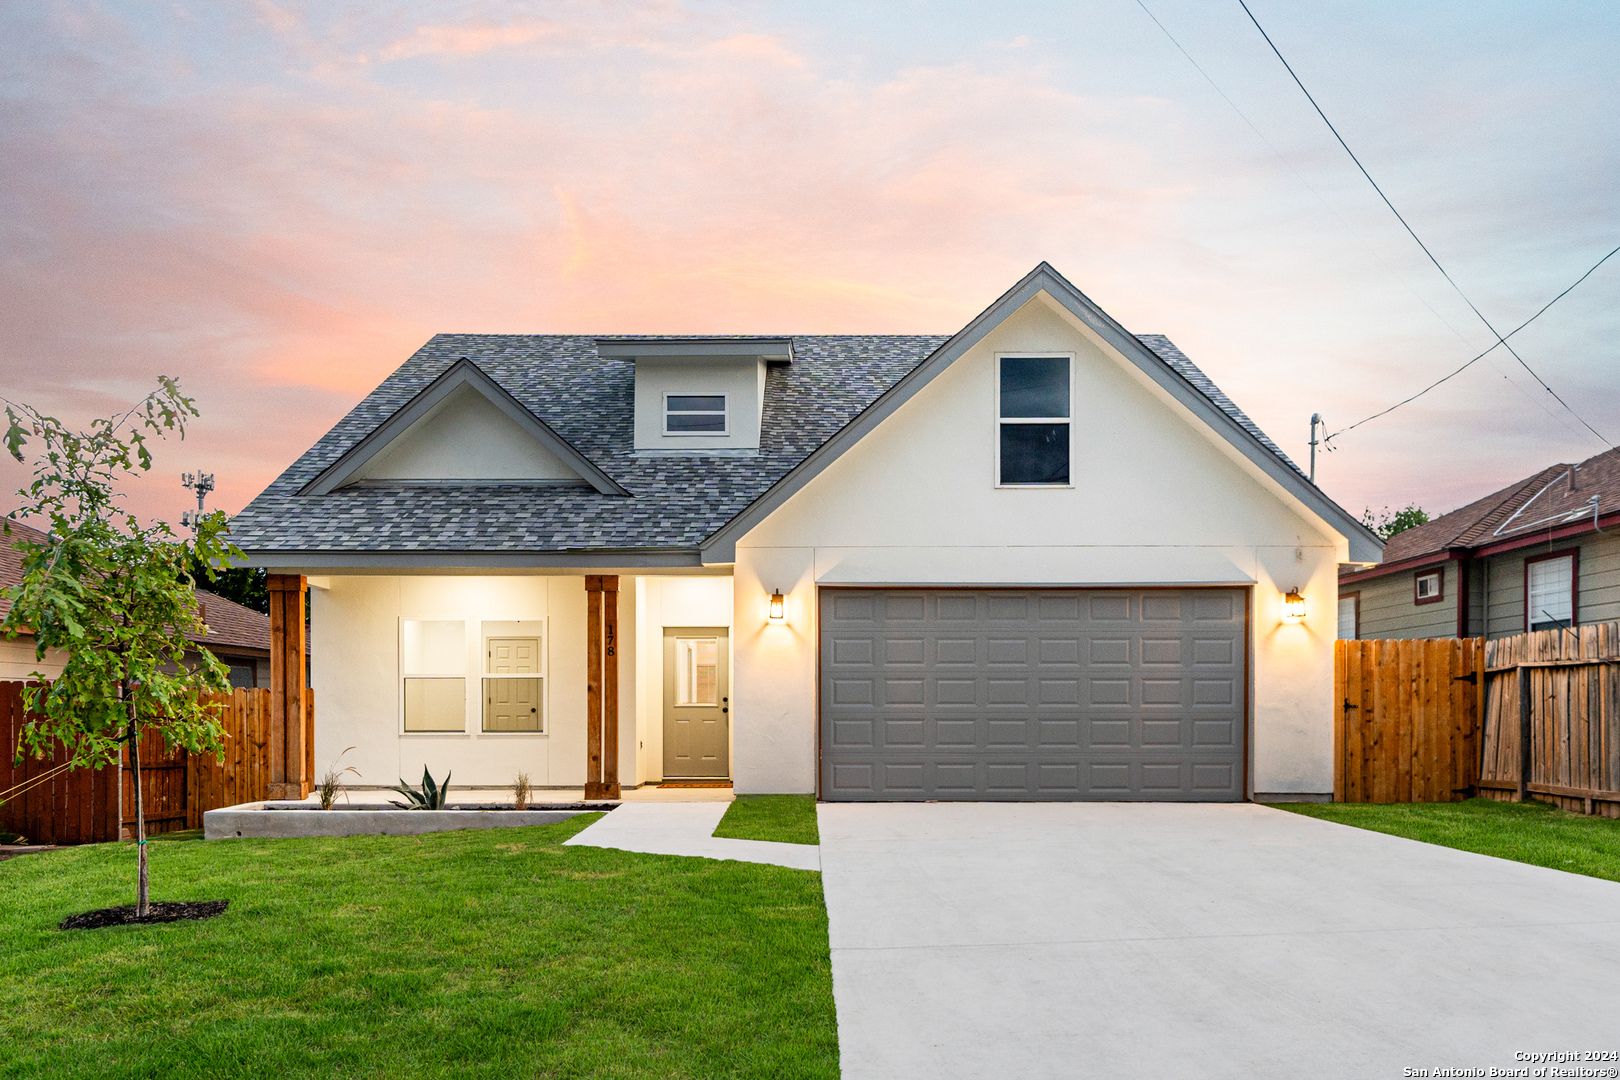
[{"left": 2, "top": 1, "right": 1615, "bottom": 527}]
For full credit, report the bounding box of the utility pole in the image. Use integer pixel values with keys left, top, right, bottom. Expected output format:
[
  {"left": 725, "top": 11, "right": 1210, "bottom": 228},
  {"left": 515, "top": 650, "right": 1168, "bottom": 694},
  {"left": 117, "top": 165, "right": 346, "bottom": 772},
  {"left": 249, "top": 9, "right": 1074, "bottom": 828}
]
[
  {"left": 1308, "top": 414, "right": 1323, "bottom": 483},
  {"left": 181, "top": 471, "right": 215, "bottom": 532}
]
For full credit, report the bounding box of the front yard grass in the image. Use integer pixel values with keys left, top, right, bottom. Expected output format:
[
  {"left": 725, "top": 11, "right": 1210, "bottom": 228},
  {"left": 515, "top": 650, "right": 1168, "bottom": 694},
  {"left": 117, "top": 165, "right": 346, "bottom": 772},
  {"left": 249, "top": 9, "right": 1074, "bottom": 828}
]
[
  {"left": 0, "top": 814, "right": 836, "bottom": 1080},
  {"left": 1275, "top": 797, "right": 1620, "bottom": 882},
  {"left": 712, "top": 795, "right": 819, "bottom": 845}
]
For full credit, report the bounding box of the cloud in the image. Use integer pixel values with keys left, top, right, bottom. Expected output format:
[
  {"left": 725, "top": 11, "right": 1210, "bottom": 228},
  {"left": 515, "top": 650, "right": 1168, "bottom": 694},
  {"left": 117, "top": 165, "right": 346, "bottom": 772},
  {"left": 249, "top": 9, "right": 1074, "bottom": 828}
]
[
  {"left": 0, "top": 0, "right": 1614, "bottom": 526},
  {"left": 377, "top": 18, "right": 559, "bottom": 62}
]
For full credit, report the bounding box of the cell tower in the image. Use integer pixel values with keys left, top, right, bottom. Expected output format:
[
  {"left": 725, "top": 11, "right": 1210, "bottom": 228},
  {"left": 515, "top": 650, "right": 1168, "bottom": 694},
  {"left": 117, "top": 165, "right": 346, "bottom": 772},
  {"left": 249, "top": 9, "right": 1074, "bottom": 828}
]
[{"left": 181, "top": 471, "right": 215, "bottom": 532}]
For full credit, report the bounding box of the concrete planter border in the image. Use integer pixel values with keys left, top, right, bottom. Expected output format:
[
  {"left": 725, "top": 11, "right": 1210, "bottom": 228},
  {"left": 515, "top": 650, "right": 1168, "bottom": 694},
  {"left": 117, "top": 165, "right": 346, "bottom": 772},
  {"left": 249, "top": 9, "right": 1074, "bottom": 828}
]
[{"left": 204, "top": 801, "right": 614, "bottom": 840}]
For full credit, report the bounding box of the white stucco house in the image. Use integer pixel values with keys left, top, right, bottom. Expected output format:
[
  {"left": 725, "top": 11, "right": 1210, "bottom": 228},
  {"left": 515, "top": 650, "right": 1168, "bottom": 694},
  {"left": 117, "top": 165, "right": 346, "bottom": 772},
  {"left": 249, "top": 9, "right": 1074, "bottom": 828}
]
[{"left": 231, "top": 263, "right": 1381, "bottom": 802}]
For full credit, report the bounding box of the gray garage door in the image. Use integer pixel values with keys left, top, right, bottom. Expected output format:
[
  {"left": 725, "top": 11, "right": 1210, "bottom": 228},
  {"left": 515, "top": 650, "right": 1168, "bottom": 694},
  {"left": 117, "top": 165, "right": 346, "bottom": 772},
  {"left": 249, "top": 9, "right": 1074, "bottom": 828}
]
[{"left": 820, "top": 589, "right": 1246, "bottom": 801}]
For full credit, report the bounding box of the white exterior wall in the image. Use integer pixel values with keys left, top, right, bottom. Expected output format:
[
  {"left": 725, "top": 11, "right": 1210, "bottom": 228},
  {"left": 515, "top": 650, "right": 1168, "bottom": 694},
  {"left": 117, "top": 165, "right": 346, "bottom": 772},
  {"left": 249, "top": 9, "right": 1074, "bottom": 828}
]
[
  {"left": 311, "top": 573, "right": 729, "bottom": 791},
  {"left": 731, "top": 296, "right": 1347, "bottom": 797},
  {"left": 311, "top": 575, "right": 593, "bottom": 789}
]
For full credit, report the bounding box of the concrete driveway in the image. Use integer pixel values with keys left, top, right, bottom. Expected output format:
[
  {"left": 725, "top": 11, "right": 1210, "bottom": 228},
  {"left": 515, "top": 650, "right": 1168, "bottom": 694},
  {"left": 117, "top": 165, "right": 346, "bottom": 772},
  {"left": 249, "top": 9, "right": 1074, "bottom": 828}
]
[{"left": 817, "top": 802, "right": 1620, "bottom": 1080}]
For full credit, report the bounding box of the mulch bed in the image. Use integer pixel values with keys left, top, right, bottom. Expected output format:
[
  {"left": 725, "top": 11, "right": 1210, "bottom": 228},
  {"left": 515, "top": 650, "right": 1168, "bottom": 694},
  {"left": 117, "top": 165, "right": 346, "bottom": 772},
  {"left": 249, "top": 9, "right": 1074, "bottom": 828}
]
[{"left": 59, "top": 900, "right": 229, "bottom": 931}]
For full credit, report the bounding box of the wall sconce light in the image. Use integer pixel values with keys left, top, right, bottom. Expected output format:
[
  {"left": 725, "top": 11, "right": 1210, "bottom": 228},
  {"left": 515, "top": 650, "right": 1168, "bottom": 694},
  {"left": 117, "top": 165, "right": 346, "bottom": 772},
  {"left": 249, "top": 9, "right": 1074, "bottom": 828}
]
[
  {"left": 768, "top": 589, "right": 785, "bottom": 622},
  {"left": 1283, "top": 587, "right": 1307, "bottom": 621}
]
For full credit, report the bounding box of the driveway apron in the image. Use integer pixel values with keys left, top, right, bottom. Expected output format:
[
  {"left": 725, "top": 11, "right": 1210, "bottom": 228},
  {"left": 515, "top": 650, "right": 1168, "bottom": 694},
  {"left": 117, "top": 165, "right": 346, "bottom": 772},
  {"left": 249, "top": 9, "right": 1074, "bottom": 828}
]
[{"left": 818, "top": 802, "right": 1620, "bottom": 1080}]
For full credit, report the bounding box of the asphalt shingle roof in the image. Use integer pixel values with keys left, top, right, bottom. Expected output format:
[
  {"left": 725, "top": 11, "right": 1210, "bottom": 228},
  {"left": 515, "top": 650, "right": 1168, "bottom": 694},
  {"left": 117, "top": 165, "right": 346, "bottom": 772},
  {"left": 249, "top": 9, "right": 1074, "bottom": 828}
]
[
  {"left": 230, "top": 332, "right": 1300, "bottom": 556},
  {"left": 1373, "top": 446, "right": 1620, "bottom": 565}
]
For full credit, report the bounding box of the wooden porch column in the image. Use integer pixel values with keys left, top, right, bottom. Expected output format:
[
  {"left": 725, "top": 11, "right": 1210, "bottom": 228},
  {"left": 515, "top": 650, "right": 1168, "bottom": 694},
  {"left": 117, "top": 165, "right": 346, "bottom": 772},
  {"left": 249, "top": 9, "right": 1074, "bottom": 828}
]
[
  {"left": 583, "top": 575, "right": 622, "bottom": 800},
  {"left": 266, "top": 574, "right": 310, "bottom": 800},
  {"left": 602, "top": 576, "right": 620, "bottom": 799}
]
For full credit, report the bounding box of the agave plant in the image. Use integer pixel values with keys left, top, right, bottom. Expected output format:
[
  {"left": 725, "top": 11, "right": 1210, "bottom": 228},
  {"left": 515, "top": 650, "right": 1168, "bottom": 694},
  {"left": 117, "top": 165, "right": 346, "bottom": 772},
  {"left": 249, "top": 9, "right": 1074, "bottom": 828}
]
[{"left": 389, "top": 767, "right": 452, "bottom": 810}]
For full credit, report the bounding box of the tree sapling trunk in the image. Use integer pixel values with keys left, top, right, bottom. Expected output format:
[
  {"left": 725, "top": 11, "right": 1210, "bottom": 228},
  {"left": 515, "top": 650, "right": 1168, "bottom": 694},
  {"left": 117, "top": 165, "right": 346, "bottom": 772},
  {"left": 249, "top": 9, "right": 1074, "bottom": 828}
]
[{"left": 129, "top": 710, "right": 149, "bottom": 917}]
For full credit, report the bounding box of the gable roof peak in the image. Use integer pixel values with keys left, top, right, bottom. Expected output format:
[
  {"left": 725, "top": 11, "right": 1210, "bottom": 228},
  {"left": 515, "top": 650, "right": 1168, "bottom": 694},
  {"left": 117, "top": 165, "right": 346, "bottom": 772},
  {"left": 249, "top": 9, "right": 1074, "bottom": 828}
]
[{"left": 298, "top": 356, "right": 630, "bottom": 498}]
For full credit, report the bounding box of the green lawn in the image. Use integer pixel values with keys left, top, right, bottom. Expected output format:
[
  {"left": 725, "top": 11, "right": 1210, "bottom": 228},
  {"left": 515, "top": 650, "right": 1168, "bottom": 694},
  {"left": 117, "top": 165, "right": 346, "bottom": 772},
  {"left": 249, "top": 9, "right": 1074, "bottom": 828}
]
[
  {"left": 0, "top": 815, "right": 837, "bottom": 1080},
  {"left": 1274, "top": 797, "right": 1620, "bottom": 882},
  {"left": 711, "top": 796, "right": 819, "bottom": 846}
]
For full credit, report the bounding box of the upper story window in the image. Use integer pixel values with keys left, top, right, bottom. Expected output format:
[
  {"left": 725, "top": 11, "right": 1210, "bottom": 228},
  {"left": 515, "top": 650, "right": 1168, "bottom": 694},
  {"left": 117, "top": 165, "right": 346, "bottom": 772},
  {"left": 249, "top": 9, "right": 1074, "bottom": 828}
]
[
  {"left": 997, "top": 355, "right": 1071, "bottom": 486},
  {"left": 664, "top": 393, "right": 728, "bottom": 435},
  {"left": 1526, "top": 551, "right": 1576, "bottom": 631}
]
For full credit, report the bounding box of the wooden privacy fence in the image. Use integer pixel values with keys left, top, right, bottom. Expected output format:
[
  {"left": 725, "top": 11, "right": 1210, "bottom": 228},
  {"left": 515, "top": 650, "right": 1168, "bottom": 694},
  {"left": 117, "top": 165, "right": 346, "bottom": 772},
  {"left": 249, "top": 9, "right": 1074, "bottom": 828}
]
[
  {"left": 1476, "top": 624, "right": 1620, "bottom": 817},
  {"left": 0, "top": 681, "right": 120, "bottom": 845},
  {"left": 1336, "top": 623, "right": 1620, "bottom": 815},
  {"left": 1, "top": 684, "right": 300, "bottom": 845},
  {"left": 1335, "top": 637, "right": 1485, "bottom": 803}
]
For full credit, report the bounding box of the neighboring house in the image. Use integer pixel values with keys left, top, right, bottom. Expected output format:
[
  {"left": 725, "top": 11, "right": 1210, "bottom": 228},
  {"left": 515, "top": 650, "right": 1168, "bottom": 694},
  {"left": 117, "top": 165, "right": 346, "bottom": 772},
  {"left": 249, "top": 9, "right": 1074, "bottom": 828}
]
[
  {"left": 231, "top": 263, "right": 1381, "bottom": 803},
  {"left": 1339, "top": 447, "right": 1620, "bottom": 641},
  {"left": 1, "top": 516, "right": 273, "bottom": 687}
]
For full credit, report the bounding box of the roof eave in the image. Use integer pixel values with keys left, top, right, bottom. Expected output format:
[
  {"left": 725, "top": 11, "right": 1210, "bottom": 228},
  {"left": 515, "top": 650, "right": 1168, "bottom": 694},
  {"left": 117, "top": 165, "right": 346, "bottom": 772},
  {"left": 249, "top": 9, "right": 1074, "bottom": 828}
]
[{"left": 239, "top": 547, "right": 708, "bottom": 571}]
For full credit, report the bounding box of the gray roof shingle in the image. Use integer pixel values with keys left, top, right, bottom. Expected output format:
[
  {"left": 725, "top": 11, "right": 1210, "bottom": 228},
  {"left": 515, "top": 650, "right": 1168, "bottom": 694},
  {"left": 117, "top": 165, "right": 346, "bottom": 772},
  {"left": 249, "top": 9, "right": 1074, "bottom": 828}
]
[{"left": 230, "top": 332, "right": 1297, "bottom": 556}]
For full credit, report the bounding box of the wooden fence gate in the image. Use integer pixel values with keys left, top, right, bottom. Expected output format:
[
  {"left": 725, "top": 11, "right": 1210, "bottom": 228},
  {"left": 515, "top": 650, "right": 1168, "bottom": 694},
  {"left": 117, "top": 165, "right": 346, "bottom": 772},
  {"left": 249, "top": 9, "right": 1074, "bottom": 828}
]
[
  {"left": 2, "top": 685, "right": 299, "bottom": 845},
  {"left": 1335, "top": 637, "right": 1485, "bottom": 803},
  {"left": 1476, "top": 624, "right": 1620, "bottom": 817}
]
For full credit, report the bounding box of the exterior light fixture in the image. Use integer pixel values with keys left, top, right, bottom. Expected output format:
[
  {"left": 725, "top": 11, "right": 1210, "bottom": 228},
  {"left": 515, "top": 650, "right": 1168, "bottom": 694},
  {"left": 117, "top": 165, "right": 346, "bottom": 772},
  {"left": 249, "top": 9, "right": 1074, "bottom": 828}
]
[
  {"left": 769, "top": 589, "right": 785, "bottom": 622},
  {"left": 1283, "top": 587, "right": 1307, "bottom": 621}
]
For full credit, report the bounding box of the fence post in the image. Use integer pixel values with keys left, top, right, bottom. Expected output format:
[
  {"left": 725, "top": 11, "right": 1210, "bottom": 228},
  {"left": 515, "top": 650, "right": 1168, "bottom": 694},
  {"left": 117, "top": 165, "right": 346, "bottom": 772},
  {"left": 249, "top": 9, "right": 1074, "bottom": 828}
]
[{"left": 1517, "top": 665, "right": 1531, "bottom": 803}]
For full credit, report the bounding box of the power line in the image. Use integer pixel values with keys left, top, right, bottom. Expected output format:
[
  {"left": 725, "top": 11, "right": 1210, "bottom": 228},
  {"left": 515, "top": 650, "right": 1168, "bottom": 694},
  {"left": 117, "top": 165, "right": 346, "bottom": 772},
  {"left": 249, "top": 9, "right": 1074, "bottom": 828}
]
[
  {"left": 1130, "top": 0, "right": 1591, "bottom": 442},
  {"left": 1234, "top": 0, "right": 1611, "bottom": 447},
  {"left": 1326, "top": 242, "right": 1620, "bottom": 441},
  {"left": 1134, "top": 1, "right": 1473, "bottom": 345}
]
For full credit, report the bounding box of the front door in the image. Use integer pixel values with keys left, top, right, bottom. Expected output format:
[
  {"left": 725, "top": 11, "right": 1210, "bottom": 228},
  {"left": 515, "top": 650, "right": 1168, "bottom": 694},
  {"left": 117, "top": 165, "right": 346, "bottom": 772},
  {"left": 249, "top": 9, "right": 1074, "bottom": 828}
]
[{"left": 663, "top": 628, "right": 729, "bottom": 778}]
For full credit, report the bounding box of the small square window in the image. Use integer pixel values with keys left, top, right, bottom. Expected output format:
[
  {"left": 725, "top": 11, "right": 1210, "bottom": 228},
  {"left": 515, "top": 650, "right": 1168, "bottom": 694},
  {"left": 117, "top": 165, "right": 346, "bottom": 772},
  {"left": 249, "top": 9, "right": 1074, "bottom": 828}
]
[
  {"left": 664, "top": 394, "right": 727, "bottom": 435},
  {"left": 1414, "top": 571, "right": 1442, "bottom": 604},
  {"left": 997, "top": 356, "right": 1070, "bottom": 486}
]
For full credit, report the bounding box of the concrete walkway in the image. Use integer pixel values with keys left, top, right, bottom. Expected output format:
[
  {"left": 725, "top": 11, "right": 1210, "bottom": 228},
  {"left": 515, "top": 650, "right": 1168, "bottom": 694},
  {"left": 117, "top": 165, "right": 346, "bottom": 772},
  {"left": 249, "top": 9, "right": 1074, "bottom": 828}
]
[
  {"left": 565, "top": 801, "right": 820, "bottom": 871},
  {"left": 818, "top": 802, "right": 1620, "bottom": 1080}
]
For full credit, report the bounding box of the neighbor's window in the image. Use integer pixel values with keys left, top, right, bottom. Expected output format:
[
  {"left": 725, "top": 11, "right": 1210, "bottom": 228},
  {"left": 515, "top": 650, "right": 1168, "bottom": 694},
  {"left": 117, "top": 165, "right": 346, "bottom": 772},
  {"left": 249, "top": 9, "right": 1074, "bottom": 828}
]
[
  {"left": 1527, "top": 554, "right": 1575, "bottom": 632},
  {"left": 1414, "top": 571, "right": 1443, "bottom": 604},
  {"left": 483, "top": 623, "right": 544, "bottom": 733},
  {"left": 664, "top": 394, "right": 728, "bottom": 435},
  {"left": 401, "top": 619, "right": 466, "bottom": 732},
  {"left": 1337, "top": 596, "right": 1358, "bottom": 640},
  {"left": 998, "top": 356, "right": 1070, "bottom": 485},
  {"left": 675, "top": 637, "right": 720, "bottom": 706}
]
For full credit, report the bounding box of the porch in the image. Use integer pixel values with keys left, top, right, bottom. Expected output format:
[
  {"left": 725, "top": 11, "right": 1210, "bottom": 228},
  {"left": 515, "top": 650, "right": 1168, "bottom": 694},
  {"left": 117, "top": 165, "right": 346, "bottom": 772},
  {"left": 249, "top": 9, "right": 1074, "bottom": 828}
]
[{"left": 266, "top": 571, "right": 736, "bottom": 799}]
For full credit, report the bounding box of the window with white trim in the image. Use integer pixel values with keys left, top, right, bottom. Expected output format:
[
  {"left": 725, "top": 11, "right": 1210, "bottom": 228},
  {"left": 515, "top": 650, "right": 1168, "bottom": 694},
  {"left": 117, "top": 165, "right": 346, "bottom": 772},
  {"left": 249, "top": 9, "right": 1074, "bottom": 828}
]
[
  {"left": 663, "top": 394, "right": 728, "bottom": 435},
  {"left": 997, "top": 356, "right": 1070, "bottom": 485},
  {"left": 1527, "top": 554, "right": 1575, "bottom": 631},
  {"left": 1415, "top": 571, "right": 1442, "bottom": 603},
  {"left": 401, "top": 619, "right": 466, "bottom": 732}
]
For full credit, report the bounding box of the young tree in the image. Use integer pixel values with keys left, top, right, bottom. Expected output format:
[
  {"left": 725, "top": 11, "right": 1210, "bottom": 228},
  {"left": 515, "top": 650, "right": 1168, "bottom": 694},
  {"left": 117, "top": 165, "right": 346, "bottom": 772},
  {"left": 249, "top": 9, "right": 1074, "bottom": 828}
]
[
  {"left": 1362, "top": 504, "right": 1430, "bottom": 541},
  {"left": 2, "top": 379, "right": 237, "bottom": 916}
]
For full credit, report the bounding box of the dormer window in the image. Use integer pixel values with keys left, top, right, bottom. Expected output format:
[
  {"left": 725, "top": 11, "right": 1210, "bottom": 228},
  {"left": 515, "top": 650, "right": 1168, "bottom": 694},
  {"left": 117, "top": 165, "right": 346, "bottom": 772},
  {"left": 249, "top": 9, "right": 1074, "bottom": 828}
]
[
  {"left": 599, "top": 337, "right": 791, "bottom": 453},
  {"left": 664, "top": 394, "right": 728, "bottom": 436}
]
